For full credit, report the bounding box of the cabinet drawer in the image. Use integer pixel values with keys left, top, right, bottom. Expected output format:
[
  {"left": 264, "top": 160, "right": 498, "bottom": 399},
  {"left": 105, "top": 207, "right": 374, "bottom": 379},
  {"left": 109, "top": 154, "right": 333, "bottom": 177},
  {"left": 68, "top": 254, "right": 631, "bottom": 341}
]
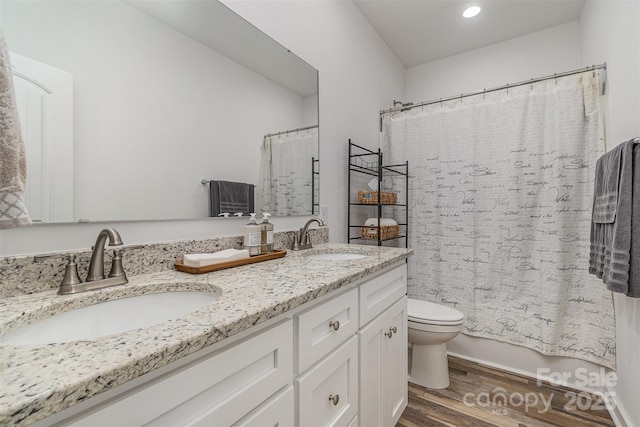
[
  {"left": 359, "top": 264, "right": 406, "bottom": 327},
  {"left": 295, "top": 336, "right": 358, "bottom": 427},
  {"left": 232, "top": 385, "right": 294, "bottom": 427},
  {"left": 66, "top": 320, "right": 293, "bottom": 426},
  {"left": 296, "top": 288, "right": 358, "bottom": 373}
]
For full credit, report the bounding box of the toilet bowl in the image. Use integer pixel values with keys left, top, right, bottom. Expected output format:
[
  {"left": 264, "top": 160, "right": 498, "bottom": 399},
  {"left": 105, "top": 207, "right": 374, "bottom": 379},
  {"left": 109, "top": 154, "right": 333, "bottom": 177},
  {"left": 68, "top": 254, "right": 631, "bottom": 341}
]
[{"left": 407, "top": 298, "right": 465, "bottom": 389}]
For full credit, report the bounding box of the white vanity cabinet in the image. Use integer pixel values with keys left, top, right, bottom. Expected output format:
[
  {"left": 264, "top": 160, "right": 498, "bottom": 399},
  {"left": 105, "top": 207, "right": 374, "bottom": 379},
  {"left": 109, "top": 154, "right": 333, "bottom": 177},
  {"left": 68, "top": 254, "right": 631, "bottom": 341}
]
[
  {"left": 39, "top": 262, "right": 408, "bottom": 427},
  {"left": 358, "top": 265, "right": 408, "bottom": 427}
]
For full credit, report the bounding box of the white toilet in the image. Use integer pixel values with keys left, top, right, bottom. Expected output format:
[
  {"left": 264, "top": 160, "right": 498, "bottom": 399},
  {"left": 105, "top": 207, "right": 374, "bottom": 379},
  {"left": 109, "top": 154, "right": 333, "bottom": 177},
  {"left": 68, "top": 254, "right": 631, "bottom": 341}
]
[{"left": 407, "top": 298, "right": 465, "bottom": 389}]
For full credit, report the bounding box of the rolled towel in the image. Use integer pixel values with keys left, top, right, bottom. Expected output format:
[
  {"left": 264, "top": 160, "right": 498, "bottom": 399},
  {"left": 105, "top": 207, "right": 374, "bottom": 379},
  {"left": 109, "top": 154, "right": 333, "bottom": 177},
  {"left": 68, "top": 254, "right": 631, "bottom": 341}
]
[
  {"left": 183, "top": 249, "right": 250, "bottom": 267},
  {"left": 364, "top": 218, "right": 398, "bottom": 227}
]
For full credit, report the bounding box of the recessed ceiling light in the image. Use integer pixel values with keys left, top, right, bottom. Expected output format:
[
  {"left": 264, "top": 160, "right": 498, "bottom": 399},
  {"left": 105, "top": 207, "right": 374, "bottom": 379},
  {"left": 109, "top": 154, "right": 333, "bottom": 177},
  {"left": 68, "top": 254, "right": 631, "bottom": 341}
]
[{"left": 463, "top": 5, "right": 481, "bottom": 18}]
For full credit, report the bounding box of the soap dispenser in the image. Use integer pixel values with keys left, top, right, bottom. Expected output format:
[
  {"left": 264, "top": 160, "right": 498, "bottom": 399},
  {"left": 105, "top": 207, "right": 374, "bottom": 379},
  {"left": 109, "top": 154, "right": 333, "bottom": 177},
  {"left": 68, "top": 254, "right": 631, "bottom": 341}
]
[
  {"left": 260, "top": 213, "right": 274, "bottom": 254},
  {"left": 243, "top": 213, "right": 261, "bottom": 256}
]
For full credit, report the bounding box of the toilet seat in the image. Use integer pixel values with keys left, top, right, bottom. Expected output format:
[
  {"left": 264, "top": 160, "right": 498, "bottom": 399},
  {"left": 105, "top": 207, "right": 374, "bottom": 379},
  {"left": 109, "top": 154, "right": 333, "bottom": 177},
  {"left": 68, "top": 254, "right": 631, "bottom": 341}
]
[{"left": 408, "top": 298, "right": 464, "bottom": 326}]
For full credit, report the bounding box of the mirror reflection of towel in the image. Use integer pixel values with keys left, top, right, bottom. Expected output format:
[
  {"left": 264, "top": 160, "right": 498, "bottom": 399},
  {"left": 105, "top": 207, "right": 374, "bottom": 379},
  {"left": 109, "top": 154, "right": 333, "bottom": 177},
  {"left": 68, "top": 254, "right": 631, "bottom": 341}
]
[
  {"left": 0, "top": 29, "right": 31, "bottom": 229},
  {"left": 210, "top": 180, "right": 254, "bottom": 217}
]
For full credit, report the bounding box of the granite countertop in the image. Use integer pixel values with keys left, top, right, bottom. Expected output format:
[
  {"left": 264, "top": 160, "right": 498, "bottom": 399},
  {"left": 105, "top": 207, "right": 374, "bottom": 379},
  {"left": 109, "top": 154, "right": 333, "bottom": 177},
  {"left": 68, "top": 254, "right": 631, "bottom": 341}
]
[{"left": 0, "top": 243, "right": 411, "bottom": 426}]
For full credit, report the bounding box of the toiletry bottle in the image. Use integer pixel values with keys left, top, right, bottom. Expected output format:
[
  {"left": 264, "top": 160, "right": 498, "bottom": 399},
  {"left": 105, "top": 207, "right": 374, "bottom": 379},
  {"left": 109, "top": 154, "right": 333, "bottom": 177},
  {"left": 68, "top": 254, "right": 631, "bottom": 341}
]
[
  {"left": 243, "top": 213, "right": 261, "bottom": 256},
  {"left": 260, "top": 213, "right": 274, "bottom": 254}
]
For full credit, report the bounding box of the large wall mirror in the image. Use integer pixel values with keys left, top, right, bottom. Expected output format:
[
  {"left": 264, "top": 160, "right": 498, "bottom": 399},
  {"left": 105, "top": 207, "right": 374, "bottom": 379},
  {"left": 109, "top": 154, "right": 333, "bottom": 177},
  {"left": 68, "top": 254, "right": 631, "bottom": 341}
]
[{"left": 2, "top": 0, "right": 319, "bottom": 223}]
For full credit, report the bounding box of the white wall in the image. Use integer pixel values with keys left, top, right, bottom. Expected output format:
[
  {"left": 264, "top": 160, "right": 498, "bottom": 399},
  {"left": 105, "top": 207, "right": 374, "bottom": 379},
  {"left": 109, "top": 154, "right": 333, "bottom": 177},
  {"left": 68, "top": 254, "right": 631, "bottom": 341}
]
[
  {"left": 581, "top": 0, "right": 640, "bottom": 148},
  {"left": 2, "top": 0, "right": 306, "bottom": 222},
  {"left": 581, "top": 1, "right": 640, "bottom": 425},
  {"left": 0, "top": 0, "right": 405, "bottom": 255},
  {"left": 406, "top": 21, "right": 583, "bottom": 101},
  {"left": 404, "top": 20, "right": 615, "bottom": 393}
]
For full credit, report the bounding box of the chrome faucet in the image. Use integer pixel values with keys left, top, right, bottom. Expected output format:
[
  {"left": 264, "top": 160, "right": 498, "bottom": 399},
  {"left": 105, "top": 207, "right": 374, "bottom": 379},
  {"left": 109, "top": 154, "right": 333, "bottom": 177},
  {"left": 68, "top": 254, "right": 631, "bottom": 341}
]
[
  {"left": 57, "top": 228, "right": 129, "bottom": 295},
  {"left": 86, "top": 228, "right": 123, "bottom": 281},
  {"left": 292, "top": 218, "right": 325, "bottom": 251}
]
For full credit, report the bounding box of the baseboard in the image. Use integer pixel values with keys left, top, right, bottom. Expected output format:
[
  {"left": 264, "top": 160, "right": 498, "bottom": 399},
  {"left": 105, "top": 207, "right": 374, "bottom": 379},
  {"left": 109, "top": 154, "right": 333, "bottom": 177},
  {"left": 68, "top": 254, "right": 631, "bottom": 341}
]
[
  {"left": 447, "top": 351, "right": 599, "bottom": 394},
  {"left": 606, "top": 384, "right": 630, "bottom": 427}
]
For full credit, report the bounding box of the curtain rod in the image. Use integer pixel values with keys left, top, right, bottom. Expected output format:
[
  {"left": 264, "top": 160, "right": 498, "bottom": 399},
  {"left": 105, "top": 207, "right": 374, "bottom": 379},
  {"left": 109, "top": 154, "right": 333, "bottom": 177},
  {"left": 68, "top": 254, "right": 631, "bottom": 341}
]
[
  {"left": 264, "top": 124, "right": 318, "bottom": 139},
  {"left": 380, "top": 63, "right": 607, "bottom": 116}
]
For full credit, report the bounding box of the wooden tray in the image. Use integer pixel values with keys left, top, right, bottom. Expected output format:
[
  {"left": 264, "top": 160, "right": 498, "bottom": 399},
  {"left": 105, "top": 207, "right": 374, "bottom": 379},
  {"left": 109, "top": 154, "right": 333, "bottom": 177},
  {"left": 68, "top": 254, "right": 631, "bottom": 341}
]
[{"left": 175, "top": 250, "right": 287, "bottom": 274}]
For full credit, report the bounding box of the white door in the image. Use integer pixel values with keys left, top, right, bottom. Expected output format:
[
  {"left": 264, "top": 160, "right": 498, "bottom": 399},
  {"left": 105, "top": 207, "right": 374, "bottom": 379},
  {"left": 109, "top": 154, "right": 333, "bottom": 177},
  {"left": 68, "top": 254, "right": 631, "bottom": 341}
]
[{"left": 10, "top": 51, "right": 73, "bottom": 223}]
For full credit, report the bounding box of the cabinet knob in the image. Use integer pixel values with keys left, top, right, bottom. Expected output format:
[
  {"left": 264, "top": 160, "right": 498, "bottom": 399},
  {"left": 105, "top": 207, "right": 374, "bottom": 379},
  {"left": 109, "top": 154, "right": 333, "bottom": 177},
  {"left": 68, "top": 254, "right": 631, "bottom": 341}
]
[
  {"left": 385, "top": 326, "right": 397, "bottom": 338},
  {"left": 328, "top": 394, "right": 340, "bottom": 406},
  {"left": 329, "top": 320, "right": 340, "bottom": 331}
]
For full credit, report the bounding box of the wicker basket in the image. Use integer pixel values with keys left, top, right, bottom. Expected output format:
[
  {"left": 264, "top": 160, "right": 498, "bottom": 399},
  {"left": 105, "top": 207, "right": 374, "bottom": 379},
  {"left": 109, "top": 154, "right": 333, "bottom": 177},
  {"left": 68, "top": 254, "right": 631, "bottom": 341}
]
[
  {"left": 358, "top": 190, "right": 398, "bottom": 205},
  {"left": 361, "top": 225, "right": 399, "bottom": 240}
]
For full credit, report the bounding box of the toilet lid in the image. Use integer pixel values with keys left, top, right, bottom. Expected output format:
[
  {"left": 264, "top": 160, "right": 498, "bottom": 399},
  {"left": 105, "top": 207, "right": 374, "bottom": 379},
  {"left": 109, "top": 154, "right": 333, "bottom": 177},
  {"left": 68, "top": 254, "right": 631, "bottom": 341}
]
[{"left": 408, "top": 298, "right": 465, "bottom": 325}]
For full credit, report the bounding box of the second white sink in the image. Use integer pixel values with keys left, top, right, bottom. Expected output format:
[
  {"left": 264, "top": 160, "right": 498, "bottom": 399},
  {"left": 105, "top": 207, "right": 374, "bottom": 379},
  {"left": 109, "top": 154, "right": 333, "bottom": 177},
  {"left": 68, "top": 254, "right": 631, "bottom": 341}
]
[
  {"left": 307, "top": 253, "right": 369, "bottom": 261},
  {"left": 0, "top": 291, "right": 218, "bottom": 346}
]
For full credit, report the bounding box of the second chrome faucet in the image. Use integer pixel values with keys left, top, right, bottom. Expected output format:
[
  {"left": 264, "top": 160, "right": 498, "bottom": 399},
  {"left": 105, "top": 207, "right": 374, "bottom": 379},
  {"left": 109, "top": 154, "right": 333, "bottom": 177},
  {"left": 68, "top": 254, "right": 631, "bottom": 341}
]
[{"left": 291, "top": 218, "right": 325, "bottom": 251}]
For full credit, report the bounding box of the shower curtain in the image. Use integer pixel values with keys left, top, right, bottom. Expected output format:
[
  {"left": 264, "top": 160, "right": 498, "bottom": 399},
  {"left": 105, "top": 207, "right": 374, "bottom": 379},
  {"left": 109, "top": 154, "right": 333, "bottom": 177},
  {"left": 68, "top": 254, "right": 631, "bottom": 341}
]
[
  {"left": 259, "top": 127, "right": 318, "bottom": 216},
  {"left": 382, "top": 71, "right": 616, "bottom": 368}
]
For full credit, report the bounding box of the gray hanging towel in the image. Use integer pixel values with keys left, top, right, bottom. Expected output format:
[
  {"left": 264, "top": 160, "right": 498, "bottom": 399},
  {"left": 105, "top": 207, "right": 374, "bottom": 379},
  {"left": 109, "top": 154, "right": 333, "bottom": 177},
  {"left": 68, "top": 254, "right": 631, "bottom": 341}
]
[
  {"left": 209, "top": 180, "right": 255, "bottom": 217},
  {"left": 629, "top": 141, "right": 640, "bottom": 296},
  {"left": 589, "top": 137, "right": 639, "bottom": 297}
]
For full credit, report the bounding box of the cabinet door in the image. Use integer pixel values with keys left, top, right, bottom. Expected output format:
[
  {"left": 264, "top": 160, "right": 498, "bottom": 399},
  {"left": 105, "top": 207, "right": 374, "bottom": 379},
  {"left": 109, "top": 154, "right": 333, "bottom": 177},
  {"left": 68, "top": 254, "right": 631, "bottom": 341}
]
[
  {"left": 384, "top": 297, "right": 408, "bottom": 426},
  {"left": 358, "top": 297, "right": 407, "bottom": 427},
  {"left": 358, "top": 308, "right": 387, "bottom": 427},
  {"left": 296, "top": 336, "right": 358, "bottom": 427},
  {"left": 297, "top": 288, "right": 358, "bottom": 374}
]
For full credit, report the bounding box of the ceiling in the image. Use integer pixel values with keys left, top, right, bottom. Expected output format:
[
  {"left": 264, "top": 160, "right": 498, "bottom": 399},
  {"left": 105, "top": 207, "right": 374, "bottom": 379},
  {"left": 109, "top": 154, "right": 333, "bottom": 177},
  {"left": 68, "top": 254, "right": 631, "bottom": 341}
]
[{"left": 353, "top": 0, "right": 586, "bottom": 68}]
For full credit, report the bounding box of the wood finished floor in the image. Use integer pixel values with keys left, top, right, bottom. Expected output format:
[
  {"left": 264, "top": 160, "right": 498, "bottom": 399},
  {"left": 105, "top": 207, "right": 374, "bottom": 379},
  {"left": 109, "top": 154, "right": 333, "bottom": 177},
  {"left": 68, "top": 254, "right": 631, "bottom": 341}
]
[{"left": 397, "top": 356, "right": 615, "bottom": 427}]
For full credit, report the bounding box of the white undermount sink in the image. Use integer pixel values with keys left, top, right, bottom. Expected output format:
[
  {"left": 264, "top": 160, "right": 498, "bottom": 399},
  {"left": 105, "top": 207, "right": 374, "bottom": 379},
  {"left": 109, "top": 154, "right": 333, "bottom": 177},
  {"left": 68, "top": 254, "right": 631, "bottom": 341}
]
[
  {"left": 0, "top": 291, "right": 218, "bottom": 346},
  {"left": 307, "top": 252, "right": 369, "bottom": 261}
]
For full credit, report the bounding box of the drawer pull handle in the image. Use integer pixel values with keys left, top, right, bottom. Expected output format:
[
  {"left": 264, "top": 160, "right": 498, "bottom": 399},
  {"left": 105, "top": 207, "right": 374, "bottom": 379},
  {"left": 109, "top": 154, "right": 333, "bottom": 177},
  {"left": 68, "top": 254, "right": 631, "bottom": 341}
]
[
  {"left": 329, "top": 320, "right": 340, "bottom": 331},
  {"left": 328, "top": 394, "right": 340, "bottom": 406},
  {"left": 385, "top": 326, "right": 397, "bottom": 338}
]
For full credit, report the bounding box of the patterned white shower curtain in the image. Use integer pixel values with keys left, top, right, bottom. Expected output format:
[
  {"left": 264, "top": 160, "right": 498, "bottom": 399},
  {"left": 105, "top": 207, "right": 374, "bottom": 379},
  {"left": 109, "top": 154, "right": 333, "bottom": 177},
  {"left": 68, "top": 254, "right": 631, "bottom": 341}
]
[
  {"left": 382, "top": 72, "right": 616, "bottom": 369},
  {"left": 259, "top": 127, "right": 318, "bottom": 216}
]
